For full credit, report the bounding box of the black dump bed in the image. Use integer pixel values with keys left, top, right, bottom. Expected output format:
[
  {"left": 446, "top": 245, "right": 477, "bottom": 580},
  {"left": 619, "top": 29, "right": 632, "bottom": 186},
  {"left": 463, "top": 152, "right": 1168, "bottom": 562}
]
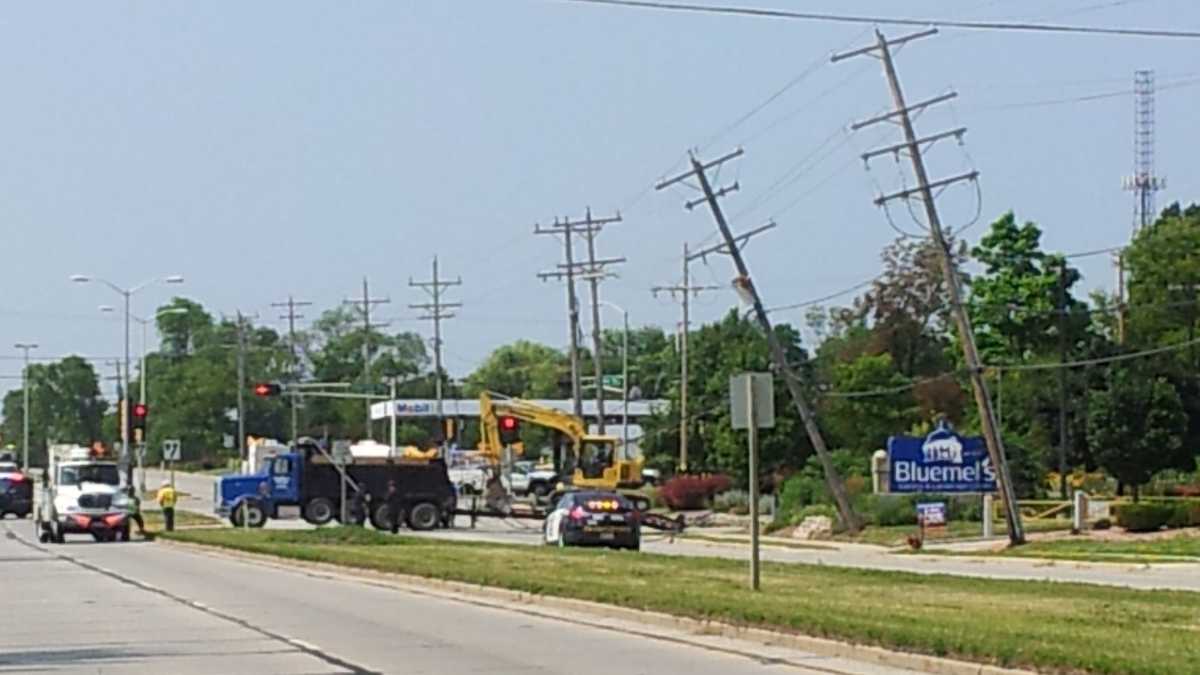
[{"left": 298, "top": 447, "right": 456, "bottom": 511}]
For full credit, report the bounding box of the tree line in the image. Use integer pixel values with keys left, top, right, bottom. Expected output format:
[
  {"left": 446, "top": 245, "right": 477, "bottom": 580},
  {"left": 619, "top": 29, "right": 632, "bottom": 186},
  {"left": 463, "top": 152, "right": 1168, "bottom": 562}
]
[{"left": 5, "top": 204, "right": 1200, "bottom": 498}]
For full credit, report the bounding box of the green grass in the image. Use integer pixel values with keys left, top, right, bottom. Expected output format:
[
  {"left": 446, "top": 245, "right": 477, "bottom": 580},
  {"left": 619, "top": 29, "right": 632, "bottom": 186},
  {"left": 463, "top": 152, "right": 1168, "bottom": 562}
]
[
  {"left": 834, "top": 519, "right": 1073, "bottom": 547},
  {"left": 162, "top": 527, "right": 1200, "bottom": 675},
  {"left": 142, "top": 509, "right": 222, "bottom": 533},
  {"left": 926, "top": 533, "right": 1200, "bottom": 564}
]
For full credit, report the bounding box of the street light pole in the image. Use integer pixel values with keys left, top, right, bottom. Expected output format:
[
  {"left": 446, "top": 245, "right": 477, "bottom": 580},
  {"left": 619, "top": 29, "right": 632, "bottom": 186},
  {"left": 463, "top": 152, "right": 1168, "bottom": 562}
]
[
  {"left": 14, "top": 343, "right": 38, "bottom": 471},
  {"left": 74, "top": 273, "right": 184, "bottom": 487}
]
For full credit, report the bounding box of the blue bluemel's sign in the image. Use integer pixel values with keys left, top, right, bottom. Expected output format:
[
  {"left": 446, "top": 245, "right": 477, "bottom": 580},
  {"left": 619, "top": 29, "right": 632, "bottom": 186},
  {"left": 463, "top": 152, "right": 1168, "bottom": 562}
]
[{"left": 887, "top": 423, "right": 997, "bottom": 493}]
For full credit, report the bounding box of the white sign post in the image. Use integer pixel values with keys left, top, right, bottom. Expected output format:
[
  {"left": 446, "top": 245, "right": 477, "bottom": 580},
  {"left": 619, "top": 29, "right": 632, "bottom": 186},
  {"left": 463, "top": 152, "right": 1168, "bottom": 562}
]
[
  {"left": 162, "top": 439, "right": 182, "bottom": 489},
  {"left": 730, "top": 372, "right": 774, "bottom": 591}
]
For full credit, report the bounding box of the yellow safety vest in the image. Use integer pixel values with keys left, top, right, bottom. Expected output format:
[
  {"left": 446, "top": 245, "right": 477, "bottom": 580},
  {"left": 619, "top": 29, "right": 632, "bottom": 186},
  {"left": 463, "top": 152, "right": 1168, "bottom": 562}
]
[{"left": 157, "top": 486, "right": 177, "bottom": 508}]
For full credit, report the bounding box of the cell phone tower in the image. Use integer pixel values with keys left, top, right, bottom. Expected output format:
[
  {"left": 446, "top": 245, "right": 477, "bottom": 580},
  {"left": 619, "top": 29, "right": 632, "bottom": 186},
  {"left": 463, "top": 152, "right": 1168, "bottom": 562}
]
[{"left": 1122, "top": 70, "right": 1165, "bottom": 233}]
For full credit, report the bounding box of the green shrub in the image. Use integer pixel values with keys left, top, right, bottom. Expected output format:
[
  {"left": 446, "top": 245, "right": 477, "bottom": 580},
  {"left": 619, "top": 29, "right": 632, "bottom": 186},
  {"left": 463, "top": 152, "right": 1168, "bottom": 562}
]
[
  {"left": 712, "top": 489, "right": 749, "bottom": 513},
  {"left": 1169, "top": 499, "right": 1200, "bottom": 528},
  {"left": 1092, "top": 518, "right": 1112, "bottom": 530},
  {"left": 854, "top": 494, "right": 917, "bottom": 526},
  {"left": 1114, "top": 503, "right": 1174, "bottom": 532},
  {"left": 794, "top": 504, "right": 838, "bottom": 523}
]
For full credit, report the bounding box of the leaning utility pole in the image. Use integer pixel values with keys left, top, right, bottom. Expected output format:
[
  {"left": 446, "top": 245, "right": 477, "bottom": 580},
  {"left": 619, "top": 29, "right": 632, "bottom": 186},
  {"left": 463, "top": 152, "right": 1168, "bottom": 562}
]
[
  {"left": 833, "top": 28, "right": 1025, "bottom": 544},
  {"left": 652, "top": 243, "right": 719, "bottom": 472},
  {"left": 272, "top": 295, "right": 312, "bottom": 443},
  {"left": 1057, "top": 263, "right": 1069, "bottom": 500},
  {"left": 410, "top": 256, "right": 462, "bottom": 447},
  {"left": 656, "top": 149, "right": 862, "bottom": 533},
  {"left": 344, "top": 278, "right": 390, "bottom": 440},
  {"left": 537, "top": 212, "right": 624, "bottom": 428}
]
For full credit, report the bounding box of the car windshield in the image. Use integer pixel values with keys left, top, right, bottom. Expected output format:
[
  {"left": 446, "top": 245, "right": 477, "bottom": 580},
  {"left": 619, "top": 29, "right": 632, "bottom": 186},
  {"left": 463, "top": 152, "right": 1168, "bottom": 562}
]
[{"left": 58, "top": 464, "right": 120, "bottom": 486}]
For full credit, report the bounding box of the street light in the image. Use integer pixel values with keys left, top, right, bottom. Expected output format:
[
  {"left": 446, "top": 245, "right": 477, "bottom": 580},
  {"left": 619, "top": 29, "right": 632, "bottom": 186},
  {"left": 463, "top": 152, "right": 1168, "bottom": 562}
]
[
  {"left": 13, "top": 343, "right": 38, "bottom": 471},
  {"left": 589, "top": 300, "right": 630, "bottom": 458},
  {"left": 73, "top": 274, "right": 184, "bottom": 487}
]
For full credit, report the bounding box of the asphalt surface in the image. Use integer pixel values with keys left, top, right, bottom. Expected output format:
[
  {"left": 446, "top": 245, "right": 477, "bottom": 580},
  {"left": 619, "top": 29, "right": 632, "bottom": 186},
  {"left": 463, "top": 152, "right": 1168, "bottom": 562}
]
[
  {"left": 152, "top": 468, "right": 1200, "bottom": 592},
  {"left": 0, "top": 522, "right": 925, "bottom": 674}
]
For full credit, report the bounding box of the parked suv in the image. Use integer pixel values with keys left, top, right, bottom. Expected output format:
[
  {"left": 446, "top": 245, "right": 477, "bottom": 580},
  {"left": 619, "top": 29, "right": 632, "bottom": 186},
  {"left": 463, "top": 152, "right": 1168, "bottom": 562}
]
[{"left": 0, "top": 463, "right": 32, "bottom": 519}]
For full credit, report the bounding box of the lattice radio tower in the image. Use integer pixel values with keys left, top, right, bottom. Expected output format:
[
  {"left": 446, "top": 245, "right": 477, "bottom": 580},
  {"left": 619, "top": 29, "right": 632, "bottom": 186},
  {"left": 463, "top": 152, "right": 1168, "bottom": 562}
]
[{"left": 1122, "top": 70, "right": 1165, "bottom": 233}]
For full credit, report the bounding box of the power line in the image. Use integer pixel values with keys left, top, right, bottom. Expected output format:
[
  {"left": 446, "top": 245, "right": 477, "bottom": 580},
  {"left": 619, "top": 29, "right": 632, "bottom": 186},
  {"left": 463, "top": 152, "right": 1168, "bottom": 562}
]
[
  {"left": 556, "top": 0, "right": 1200, "bottom": 39},
  {"left": 764, "top": 277, "right": 879, "bottom": 314}
]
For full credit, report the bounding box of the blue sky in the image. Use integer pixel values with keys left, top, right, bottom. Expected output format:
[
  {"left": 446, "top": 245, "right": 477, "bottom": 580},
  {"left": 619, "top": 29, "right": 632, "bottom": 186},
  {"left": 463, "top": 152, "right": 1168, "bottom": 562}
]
[{"left": 1, "top": 1, "right": 1197, "bottom": 398}]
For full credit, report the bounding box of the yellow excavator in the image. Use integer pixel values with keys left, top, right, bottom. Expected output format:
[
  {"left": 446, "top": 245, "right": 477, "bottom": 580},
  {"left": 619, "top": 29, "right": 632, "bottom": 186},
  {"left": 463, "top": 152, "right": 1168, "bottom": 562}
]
[{"left": 478, "top": 391, "right": 644, "bottom": 494}]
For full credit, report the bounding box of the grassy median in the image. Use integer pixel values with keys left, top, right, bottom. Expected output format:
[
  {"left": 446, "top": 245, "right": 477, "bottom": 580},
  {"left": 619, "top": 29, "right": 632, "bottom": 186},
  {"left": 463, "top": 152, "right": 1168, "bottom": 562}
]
[
  {"left": 927, "top": 533, "right": 1200, "bottom": 564},
  {"left": 161, "top": 527, "right": 1200, "bottom": 674}
]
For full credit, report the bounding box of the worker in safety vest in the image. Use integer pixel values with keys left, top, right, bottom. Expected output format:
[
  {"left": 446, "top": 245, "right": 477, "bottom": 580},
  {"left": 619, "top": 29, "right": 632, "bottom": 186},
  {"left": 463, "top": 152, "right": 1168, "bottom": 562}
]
[
  {"left": 156, "top": 480, "right": 178, "bottom": 532},
  {"left": 124, "top": 486, "right": 146, "bottom": 537}
]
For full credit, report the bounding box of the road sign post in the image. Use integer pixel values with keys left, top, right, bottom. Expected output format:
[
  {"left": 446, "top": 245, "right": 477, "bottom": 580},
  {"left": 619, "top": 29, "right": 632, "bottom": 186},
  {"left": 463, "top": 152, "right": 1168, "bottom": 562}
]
[
  {"left": 332, "top": 440, "right": 352, "bottom": 524},
  {"left": 731, "top": 372, "right": 774, "bottom": 591},
  {"left": 162, "top": 439, "right": 182, "bottom": 489}
]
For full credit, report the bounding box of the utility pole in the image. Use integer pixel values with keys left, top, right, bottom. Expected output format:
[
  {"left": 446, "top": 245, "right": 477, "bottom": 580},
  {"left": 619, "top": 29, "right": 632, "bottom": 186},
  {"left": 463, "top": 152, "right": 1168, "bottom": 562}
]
[
  {"left": 537, "top": 211, "right": 624, "bottom": 431},
  {"left": 833, "top": 28, "right": 1025, "bottom": 544},
  {"left": 652, "top": 243, "right": 719, "bottom": 472},
  {"left": 272, "top": 295, "right": 312, "bottom": 443},
  {"left": 14, "top": 343, "right": 38, "bottom": 471},
  {"left": 1057, "top": 263, "right": 1069, "bottom": 500},
  {"left": 343, "top": 278, "right": 390, "bottom": 440},
  {"left": 656, "top": 148, "right": 862, "bottom": 533},
  {"left": 410, "top": 256, "right": 462, "bottom": 450},
  {"left": 236, "top": 311, "right": 248, "bottom": 466}
]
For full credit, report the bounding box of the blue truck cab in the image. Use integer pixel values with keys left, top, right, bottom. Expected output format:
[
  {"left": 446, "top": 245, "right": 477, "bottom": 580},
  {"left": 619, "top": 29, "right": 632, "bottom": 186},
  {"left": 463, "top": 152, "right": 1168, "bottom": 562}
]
[{"left": 215, "top": 441, "right": 457, "bottom": 531}]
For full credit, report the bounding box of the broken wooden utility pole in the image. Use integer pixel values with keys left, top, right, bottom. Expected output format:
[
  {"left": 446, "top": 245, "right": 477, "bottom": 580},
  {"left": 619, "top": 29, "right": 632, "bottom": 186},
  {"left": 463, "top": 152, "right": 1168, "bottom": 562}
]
[
  {"left": 833, "top": 28, "right": 1025, "bottom": 544},
  {"left": 656, "top": 148, "right": 863, "bottom": 533}
]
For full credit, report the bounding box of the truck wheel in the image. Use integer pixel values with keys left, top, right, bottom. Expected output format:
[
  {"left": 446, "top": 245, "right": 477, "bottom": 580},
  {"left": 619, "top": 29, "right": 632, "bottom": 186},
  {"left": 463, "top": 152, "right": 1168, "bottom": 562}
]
[
  {"left": 406, "top": 502, "right": 439, "bottom": 531},
  {"left": 303, "top": 498, "right": 335, "bottom": 526},
  {"left": 370, "top": 503, "right": 400, "bottom": 531},
  {"left": 234, "top": 501, "right": 267, "bottom": 528}
]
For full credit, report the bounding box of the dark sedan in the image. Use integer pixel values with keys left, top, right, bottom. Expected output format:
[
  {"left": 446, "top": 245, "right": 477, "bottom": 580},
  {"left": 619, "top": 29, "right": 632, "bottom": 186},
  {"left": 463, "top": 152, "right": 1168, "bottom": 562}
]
[
  {"left": 0, "top": 470, "right": 32, "bottom": 519},
  {"left": 543, "top": 491, "right": 640, "bottom": 551}
]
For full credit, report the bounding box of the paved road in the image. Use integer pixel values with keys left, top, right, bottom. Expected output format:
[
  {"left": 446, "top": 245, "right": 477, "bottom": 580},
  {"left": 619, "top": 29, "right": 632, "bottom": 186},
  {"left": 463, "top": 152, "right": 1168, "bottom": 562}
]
[
  {"left": 0, "top": 523, "right": 924, "bottom": 675},
  {"left": 155, "top": 469, "right": 1200, "bottom": 592}
]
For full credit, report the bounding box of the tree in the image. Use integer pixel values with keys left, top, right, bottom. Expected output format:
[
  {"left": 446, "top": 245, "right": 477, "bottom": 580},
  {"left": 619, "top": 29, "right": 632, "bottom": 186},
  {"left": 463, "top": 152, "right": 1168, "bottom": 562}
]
[
  {"left": 0, "top": 356, "right": 107, "bottom": 465},
  {"left": 641, "top": 310, "right": 810, "bottom": 482},
  {"left": 1087, "top": 363, "right": 1187, "bottom": 500},
  {"left": 819, "top": 353, "right": 918, "bottom": 456},
  {"left": 463, "top": 340, "right": 567, "bottom": 399},
  {"left": 967, "top": 212, "right": 1088, "bottom": 363}
]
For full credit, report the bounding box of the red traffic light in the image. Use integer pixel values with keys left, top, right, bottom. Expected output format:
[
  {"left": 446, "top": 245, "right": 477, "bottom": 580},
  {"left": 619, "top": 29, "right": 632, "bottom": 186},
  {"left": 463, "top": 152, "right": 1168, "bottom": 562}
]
[
  {"left": 498, "top": 415, "right": 520, "bottom": 444},
  {"left": 254, "top": 383, "right": 282, "bottom": 397},
  {"left": 132, "top": 403, "right": 148, "bottom": 418},
  {"left": 500, "top": 416, "right": 517, "bottom": 431}
]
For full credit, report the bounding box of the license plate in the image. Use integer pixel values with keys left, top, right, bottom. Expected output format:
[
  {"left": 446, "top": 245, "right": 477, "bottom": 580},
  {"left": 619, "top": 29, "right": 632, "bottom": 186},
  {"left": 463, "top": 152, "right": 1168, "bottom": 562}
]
[
  {"left": 599, "top": 532, "right": 615, "bottom": 540},
  {"left": 608, "top": 514, "right": 625, "bottom": 523}
]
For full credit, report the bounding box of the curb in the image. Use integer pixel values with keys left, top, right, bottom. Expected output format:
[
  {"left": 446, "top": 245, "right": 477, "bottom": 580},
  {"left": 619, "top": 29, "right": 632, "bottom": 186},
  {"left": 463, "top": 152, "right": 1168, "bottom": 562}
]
[{"left": 158, "top": 538, "right": 1034, "bottom": 675}]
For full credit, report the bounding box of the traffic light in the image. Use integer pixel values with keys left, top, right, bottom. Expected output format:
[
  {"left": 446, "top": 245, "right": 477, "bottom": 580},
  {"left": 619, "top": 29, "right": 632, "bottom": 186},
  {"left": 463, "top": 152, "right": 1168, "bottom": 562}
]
[
  {"left": 132, "top": 403, "right": 148, "bottom": 431},
  {"left": 254, "top": 382, "right": 283, "bottom": 397},
  {"left": 498, "top": 416, "right": 520, "bottom": 445}
]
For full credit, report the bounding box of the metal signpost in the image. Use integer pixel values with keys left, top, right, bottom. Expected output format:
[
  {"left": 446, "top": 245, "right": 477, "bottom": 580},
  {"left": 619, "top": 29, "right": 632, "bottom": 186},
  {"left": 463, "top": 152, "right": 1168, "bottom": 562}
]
[
  {"left": 730, "top": 372, "right": 774, "bottom": 591},
  {"left": 332, "top": 440, "right": 352, "bottom": 524},
  {"left": 162, "top": 439, "right": 182, "bottom": 488}
]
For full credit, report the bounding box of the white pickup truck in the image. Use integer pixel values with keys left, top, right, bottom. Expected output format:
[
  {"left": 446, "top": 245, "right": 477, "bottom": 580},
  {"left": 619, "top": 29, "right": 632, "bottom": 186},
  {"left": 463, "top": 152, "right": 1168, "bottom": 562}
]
[{"left": 448, "top": 462, "right": 559, "bottom": 497}]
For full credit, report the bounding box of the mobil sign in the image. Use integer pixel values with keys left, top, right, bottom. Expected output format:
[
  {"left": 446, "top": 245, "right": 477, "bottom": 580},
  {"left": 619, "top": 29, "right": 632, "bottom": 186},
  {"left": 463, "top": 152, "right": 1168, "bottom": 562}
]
[{"left": 887, "top": 423, "right": 997, "bottom": 493}]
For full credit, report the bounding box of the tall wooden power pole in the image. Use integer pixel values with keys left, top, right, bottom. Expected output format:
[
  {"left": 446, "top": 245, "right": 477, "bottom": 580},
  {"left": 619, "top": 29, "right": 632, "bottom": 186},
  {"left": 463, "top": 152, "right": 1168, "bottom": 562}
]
[
  {"left": 656, "top": 149, "right": 863, "bottom": 533},
  {"left": 344, "top": 278, "right": 390, "bottom": 439},
  {"left": 652, "top": 242, "right": 719, "bottom": 472},
  {"left": 271, "top": 295, "right": 312, "bottom": 443},
  {"left": 833, "top": 28, "right": 1025, "bottom": 544},
  {"left": 410, "top": 256, "right": 462, "bottom": 447}
]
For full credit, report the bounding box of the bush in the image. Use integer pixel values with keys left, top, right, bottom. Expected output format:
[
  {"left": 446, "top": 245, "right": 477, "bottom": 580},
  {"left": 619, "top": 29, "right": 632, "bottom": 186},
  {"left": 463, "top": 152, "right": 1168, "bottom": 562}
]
[
  {"left": 659, "top": 474, "right": 734, "bottom": 510},
  {"left": 794, "top": 504, "right": 838, "bottom": 523},
  {"left": 1168, "top": 499, "right": 1200, "bottom": 528},
  {"left": 1114, "top": 503, "right": 1175, "bottom": 532},
  {"left": 775, "top": 449, "right": 869, "bottom": 522},
  {"left": 1092, "top": 518, "right": 1112, "bottom": 530},
  {"left": 712, "top": 489, "right": 749, "bottom": 513}
]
